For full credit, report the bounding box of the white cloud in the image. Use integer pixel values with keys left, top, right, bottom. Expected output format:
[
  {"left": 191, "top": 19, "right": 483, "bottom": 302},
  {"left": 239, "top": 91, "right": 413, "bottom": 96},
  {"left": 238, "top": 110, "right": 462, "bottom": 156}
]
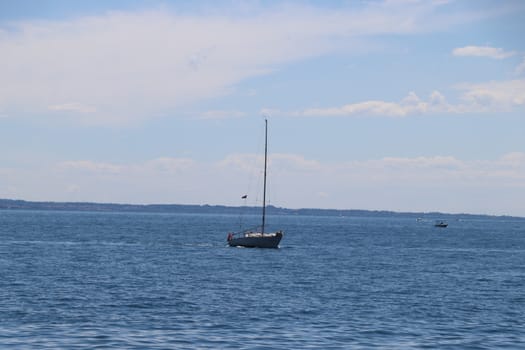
[
  {"left": 268, "top": 79, "right": 525, "bottom": 118},
  {"left": 294, "top": 91, "right": 445, "bottom": 117},
  {"left": 457, "top": 79, "right": 525, "bottom": 110},
  {"left": 0, "top": 1, "right": 473, "bottom": 125},
  {"left": 452, "top": 45, "right": 515, "bottom": 59},
  {"left": 500, "top": 152, "right": 525, "bottom": 166}
]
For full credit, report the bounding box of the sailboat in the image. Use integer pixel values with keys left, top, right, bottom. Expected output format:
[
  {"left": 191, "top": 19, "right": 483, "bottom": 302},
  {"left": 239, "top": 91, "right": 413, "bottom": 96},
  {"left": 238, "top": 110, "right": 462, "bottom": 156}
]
[{"left": 227, "top": 119, "right": 284, "bottom": 248}]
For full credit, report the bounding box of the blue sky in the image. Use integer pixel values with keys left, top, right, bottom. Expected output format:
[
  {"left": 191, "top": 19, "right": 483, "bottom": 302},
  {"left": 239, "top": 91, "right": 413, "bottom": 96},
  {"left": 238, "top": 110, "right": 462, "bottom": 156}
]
[{"left": 1, "top": 0, "right": 524, "bottom": 216}]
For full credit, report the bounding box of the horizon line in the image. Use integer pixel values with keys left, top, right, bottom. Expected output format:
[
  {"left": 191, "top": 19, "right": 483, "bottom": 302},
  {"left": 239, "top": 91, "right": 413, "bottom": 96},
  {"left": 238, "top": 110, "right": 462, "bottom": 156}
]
[{"left": 0, "top": 198, "right": 522, "bottom": 219}]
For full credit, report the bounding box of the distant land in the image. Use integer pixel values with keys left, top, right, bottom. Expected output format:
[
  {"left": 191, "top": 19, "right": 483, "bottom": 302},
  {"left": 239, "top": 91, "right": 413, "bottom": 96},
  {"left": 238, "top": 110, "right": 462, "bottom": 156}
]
[{"left": 1, "top": 198, "right": 523, "bottom": 220}]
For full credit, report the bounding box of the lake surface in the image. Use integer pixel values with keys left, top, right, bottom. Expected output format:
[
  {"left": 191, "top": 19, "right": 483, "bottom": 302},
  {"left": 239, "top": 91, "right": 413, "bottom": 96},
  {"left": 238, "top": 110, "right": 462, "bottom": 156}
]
[{"left": 1, "top": 210, "right": 524, "bottom": 349}]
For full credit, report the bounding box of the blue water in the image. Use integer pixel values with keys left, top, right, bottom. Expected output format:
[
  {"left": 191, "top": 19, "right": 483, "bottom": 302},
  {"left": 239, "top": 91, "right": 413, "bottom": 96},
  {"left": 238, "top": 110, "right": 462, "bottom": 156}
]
[{"left": 1, "top": 210, "right": 524, "bottom": 349}]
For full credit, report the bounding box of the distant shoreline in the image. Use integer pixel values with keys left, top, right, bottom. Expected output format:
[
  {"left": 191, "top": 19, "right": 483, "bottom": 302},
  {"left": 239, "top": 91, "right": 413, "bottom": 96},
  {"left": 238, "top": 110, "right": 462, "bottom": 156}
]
[{"left": 1, "top": 198, "right": 522, "bottom": 220}]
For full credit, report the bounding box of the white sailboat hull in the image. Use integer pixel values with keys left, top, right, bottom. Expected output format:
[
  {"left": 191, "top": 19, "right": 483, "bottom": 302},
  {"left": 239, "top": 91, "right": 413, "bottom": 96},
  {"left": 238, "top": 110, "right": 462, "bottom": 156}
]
[{"left": 228, "top": 231, "right": 283, "bottom": 248}]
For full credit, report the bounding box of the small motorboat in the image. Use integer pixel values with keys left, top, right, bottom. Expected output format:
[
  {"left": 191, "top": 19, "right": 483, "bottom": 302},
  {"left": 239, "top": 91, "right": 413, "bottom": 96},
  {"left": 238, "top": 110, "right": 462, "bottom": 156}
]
[{"left": 434, "top": 221, "right": 448, "bottom": 228}]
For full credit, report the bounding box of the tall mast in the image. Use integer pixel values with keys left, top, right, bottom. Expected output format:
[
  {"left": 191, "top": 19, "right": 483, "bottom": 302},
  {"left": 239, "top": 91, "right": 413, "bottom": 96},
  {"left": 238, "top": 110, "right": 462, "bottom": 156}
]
[{"left": 261, "top": 119, "right": 268, "bottom": 235}]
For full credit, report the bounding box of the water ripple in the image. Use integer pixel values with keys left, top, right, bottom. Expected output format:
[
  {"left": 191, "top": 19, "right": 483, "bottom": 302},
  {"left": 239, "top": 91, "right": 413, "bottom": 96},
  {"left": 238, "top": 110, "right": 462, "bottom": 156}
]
[{"left": 1, "top": 210, "right": 524, "bottom": 348}]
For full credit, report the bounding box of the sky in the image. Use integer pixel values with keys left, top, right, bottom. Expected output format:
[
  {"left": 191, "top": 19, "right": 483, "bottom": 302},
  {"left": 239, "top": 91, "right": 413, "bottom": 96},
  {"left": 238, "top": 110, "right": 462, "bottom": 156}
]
[{"left": 1, "top": 0, "right": 524, "bottom": 216}]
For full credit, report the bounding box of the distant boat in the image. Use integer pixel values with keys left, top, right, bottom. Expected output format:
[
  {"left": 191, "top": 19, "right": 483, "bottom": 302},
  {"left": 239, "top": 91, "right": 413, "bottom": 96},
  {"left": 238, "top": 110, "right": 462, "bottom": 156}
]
[
  {"left": 227, "top": 119, "right": 283, "bottom": 248},
  {"left": 434, "top": 221, "right": 448, "bottom": 228}
]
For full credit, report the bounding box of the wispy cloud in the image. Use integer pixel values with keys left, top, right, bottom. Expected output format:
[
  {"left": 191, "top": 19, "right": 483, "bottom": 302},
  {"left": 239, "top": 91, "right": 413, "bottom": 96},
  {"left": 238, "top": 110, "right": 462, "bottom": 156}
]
[
  {"left": 458, "top": 79, "right": 525, "bottom": 110},
  {"left": 284, "top": 91, "right": 448, "bottom": 118},
  {"left": 452, "top": 45, "right": 515, "bottom": 59},
  {"left": 0, "top": 1, "right": 479, "bottom": 126},
  {"left": 266, "top": 79, "right": 525, "bottom": 118}
]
